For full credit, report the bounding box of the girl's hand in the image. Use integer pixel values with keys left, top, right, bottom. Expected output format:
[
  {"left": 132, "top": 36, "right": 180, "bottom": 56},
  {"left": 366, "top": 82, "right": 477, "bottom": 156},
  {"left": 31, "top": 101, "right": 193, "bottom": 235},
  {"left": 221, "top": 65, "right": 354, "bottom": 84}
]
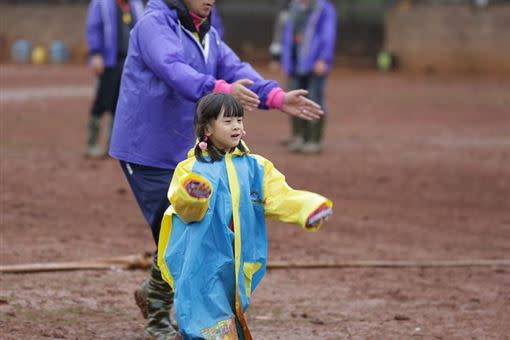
[
  {"left": 90, "top": 54, "right": 105, "bottom": 75},
  {"left": 306, "top": 216, "right": 330, "bottom": 228},
  {"left": 185, "top": 180, "right": 211, "bottom": 199},
  {"left": 305, "top": 204, "right": 332, "bottom": 228},
  {"left": 231, "top": 79, "right": 260, "bottom": 112},
  {"left": 282, "top": 89, "right": 324, "bottom": 120}
]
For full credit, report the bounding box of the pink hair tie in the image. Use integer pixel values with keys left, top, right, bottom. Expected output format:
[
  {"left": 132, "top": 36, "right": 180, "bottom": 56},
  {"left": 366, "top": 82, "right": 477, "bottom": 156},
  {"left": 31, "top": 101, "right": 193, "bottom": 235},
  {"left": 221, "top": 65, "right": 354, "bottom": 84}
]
[
  {"left": 198, "top": 136, "right": 208, "bottom": 150},
  {"left": 242, "top": 130, "right": 247, "bottom": 138}
]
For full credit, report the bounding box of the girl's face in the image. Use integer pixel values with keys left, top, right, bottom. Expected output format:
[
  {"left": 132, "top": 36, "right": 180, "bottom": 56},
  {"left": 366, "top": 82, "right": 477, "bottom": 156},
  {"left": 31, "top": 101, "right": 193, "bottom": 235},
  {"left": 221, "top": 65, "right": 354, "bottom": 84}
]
[
  {"left": 205, "top": 108, "right": 244, "bottom": 152},
  {"left": 183, "top": 0, "right": 215, "bottom": 17}
]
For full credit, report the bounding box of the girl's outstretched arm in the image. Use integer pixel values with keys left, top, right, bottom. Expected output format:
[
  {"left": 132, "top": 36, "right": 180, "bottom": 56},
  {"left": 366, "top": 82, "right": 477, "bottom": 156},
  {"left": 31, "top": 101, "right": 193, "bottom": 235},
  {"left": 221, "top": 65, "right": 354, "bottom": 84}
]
[
  {"left": 254, "top": 155, "right": 332, "bottom": 230},
  {"left": 168, "top": 163, "right": 212, "bottom": 224}
]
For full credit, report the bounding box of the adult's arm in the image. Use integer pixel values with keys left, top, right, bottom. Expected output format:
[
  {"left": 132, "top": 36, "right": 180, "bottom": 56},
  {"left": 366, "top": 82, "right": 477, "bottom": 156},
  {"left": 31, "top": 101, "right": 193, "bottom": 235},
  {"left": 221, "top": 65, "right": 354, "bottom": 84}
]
[
  {"left": 216, "top": 42, "right": 279, "bottom": 109},
  {"left": 136, "top": 14, "right": 217, "bottom": 101},
  {"left": 85, "top": 0, "right": 104, "bottom": 56},
  {"left": 216, "top": 41, "right": 323, "bottom": 119}
]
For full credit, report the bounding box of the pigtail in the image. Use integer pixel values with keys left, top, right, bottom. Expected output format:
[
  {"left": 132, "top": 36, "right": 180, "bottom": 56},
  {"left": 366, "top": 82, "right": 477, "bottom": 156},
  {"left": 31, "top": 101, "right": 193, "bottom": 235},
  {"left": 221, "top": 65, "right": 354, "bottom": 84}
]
[
  {"left": 194, "top": 137, "right": 224, "bottom": 163},
  {"left": 194, "top": 143, "right": 206, "bottom": 162}
]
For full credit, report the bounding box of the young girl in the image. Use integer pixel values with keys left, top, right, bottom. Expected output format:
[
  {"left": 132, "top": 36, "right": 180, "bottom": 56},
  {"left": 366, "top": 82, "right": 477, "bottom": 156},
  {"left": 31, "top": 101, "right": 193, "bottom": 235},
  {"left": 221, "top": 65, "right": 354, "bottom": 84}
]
[{"left": 158, "top": 93, "right": 332, "bottom": 339}]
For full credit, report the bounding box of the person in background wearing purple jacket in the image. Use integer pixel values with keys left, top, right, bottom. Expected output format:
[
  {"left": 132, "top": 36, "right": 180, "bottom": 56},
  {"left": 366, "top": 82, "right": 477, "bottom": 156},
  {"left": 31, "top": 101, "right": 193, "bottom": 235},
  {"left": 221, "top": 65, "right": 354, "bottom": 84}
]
[
  {"left": 269, "top": 0, "right": 292, "bottom": 70},
  {"left": 85, "top": 0, "right": 144, "bottom": 158},
  {"left": 281, "top": 0, "right": 337, "bottom": 154},
  {"left": 108, "top": 0, "right": 323, "bottom": 338}
]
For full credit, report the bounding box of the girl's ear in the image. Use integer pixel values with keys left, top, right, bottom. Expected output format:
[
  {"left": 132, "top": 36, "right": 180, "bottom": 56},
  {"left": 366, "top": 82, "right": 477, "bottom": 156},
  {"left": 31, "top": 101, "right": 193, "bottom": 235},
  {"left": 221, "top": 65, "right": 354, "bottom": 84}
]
[{"left": 204, "top": 124, "right": 212, "bottom": 137}]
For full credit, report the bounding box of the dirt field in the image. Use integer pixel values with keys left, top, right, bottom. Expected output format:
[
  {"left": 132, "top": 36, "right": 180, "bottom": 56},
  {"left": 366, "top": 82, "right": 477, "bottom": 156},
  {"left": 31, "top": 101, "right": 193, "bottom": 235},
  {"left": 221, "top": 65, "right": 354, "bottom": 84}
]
[{"left": 1, "top": 64, "right": 509, "bottom": 340}]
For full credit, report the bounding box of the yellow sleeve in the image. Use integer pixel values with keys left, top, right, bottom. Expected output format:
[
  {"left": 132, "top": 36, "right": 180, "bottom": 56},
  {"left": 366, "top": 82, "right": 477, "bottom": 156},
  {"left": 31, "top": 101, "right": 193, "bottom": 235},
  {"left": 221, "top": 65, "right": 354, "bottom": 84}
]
[
  {"left": 168, "top": 160, "right": 212, "bottom": 224},
  {"left": 256, "top": 155, "right": 333, "bottom": 231}
]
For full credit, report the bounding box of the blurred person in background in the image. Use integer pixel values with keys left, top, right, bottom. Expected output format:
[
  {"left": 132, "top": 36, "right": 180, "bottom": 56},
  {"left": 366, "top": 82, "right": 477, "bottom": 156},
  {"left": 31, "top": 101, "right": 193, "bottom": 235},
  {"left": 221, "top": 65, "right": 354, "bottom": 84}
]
[
  {"left": 108, "top": 0, "right": 323, "bottom": 339},
  {"left": 281, "top": 0, "right": 337, "bottom": 153},
  {"left": 85, "top": 0, "right": 145, "bottom": 158},
  {"left": 268, "top": 0, "right": 292, "bottom": 71}
]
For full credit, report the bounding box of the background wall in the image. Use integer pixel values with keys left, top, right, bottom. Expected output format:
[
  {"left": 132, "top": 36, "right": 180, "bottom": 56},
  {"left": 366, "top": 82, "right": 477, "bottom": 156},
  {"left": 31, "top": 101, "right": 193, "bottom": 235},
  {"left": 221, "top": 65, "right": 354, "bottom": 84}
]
[
  {"left": 0, "top": 1, "right": 387, "bottom": 65},
  {"left": 385, "top": 3, "right": 510, "bottom": 74},
  {"left": 0, "top": 4, "right": 89, "bottom": 62},
  {"left": 1, "top": 1, "right": 509, "bottom": 74}
]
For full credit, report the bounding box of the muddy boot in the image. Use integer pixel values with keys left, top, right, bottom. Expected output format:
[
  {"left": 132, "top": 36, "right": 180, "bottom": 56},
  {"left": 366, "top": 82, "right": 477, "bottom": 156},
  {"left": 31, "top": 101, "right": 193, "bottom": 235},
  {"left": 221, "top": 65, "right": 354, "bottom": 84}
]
[
  {"left": 301, "top": 115, "right": 324, "bottom": 154},
  {"left": 288, "top": 116, "right": 306, "bottom": 152},
  {"left": 142, "top": 258, "right": 177, "bottom": 340},
  {"left": 287, "top": 136, "right": 304, "bottom": 152},
  {"left": 134, "top": 279, "right": 149, "bottom": 319},
  {"left": 309, "top": 114, "right": 325, "bottom": 145},
  {"left": 86, "top": 115, "right": 104, "bottom": 158},
  {"left": 301, "top": 141, "right": 322, "bottom": 153}
]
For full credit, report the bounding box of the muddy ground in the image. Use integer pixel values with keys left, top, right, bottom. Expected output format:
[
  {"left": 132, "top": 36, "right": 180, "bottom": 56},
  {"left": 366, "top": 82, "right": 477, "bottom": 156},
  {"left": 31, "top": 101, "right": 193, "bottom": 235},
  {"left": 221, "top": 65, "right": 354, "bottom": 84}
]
[{"left": 1, "top": 64, "right": 509, "bottom": 339}]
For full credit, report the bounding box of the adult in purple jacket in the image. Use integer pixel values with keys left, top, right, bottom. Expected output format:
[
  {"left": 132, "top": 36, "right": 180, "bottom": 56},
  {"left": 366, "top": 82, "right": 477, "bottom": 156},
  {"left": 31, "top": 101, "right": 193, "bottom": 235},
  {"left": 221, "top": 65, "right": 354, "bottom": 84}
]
[
  {"left": 281, "top": 0, "right": 337, "bottom": 153},
  {"left": 85, "top": 0, "right": 144, "bottom": 158},
  {"left": 108, "top": 0, "right": 323, "bottom": 338}
]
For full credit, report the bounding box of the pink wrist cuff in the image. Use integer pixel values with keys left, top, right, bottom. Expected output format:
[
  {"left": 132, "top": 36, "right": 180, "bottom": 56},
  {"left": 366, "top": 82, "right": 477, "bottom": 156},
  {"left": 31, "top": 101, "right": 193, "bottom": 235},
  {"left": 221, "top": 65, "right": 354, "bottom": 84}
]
[
  {"left": 266, "top": 87, "right": 285, "bottom": 110},
  {"left": 213, "top": 80, "right": 233, "bottom": 94}
]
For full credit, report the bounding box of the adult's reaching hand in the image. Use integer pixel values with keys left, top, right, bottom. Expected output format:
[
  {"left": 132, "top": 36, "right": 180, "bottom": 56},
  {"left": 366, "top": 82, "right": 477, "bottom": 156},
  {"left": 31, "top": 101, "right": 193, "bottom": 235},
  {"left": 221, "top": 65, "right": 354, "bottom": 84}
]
[
  {"left": 281, "top": 89, "right": 324, "bottom": 120},
  {"left": 231, "top": 79, "right": 260, "bottom": 112}
]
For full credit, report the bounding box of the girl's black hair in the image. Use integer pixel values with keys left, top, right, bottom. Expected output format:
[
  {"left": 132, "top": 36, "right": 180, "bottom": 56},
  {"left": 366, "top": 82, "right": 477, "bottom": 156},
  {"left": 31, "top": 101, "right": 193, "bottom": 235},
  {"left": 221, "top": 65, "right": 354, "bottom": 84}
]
[{"left": 194, "top": 93, "right": 247, "bottom": 162}]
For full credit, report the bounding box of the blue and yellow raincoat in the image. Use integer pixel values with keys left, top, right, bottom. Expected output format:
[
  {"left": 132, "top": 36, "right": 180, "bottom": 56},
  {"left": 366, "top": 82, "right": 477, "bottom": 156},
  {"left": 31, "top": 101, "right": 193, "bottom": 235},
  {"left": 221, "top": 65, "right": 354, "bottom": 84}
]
[{"left": 158, "top": 143, "right": 332, "bottom": 339}]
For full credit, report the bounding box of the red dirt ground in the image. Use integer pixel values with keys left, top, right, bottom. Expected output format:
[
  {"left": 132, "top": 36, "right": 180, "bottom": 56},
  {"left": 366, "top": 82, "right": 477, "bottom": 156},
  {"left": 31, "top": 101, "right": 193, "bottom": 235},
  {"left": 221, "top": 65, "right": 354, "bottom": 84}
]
[{"left": 1, "top": 64, "right": 509, "bottom": 339}]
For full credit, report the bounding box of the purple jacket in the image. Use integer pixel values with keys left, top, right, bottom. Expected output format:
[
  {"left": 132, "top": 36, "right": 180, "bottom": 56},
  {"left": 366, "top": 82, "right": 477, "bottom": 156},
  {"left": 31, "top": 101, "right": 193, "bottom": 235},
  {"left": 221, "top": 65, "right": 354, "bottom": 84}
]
[
  {"left": 109, "top": 0, "right": 279, "bottom": 170},
  {"left": 86, "top": 0, "right": 144, "bottom": 67},
  {"left": 211, "top": 7, "right": 224, "bottom": 39},
  {"left": 281, "top": 0, "right": 337, "bottom": 75}
]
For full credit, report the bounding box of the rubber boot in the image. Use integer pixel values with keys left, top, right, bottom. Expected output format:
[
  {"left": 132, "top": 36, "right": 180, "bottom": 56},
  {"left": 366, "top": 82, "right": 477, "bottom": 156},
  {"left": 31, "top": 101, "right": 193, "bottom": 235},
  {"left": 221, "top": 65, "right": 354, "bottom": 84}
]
[
  {"left": 142, "top": 258, "right": 177, "bottom": 340},
  {"left": 86, "top": 115, "right": 104, "bottom": 158},
  {"left": 135, "top": 278, "right": 178, "bottom": 328},
  {"left": 288, "top": 117, "right": 306, "bottom": 152},
  {"left": 301, "top": 115, "right": 325, "bottom": 154},
  {"left": 134, "top": 279, "right": 149, "bottom": 319}
]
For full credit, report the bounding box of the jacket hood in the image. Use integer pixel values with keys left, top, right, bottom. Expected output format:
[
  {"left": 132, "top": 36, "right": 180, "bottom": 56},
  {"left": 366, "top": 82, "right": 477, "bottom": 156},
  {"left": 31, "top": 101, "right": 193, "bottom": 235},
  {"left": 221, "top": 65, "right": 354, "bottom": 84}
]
[
  {"left": 160, "top": 0, "right": 188, "bottom": 16},
  {"left": 147, "top": 0, "right": 211, "bottom": 40}
]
